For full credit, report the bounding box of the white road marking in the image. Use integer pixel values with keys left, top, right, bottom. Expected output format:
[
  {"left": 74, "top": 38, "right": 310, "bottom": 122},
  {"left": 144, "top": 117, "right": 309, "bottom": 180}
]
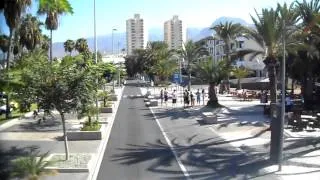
[{"left": 149, "top": 107, "right": 191, "bottom": 180}]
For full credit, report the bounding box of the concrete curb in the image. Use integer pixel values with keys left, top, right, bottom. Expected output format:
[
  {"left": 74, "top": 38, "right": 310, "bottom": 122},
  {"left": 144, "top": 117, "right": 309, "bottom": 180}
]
[
  {"left": 45, "top": 153, "right": 94, "bottom": 173},
  {"left": 88, "top": 86, "right": 124, "bottom": 180},
  {"left": 0, "top": 118, "right": 20, "bottom": 131}
]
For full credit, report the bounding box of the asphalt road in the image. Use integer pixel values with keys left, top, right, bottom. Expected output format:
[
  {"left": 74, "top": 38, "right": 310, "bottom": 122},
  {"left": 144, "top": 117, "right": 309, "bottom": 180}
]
[{"left": 96, "top": 82, "right": 185, "bottom": 180}]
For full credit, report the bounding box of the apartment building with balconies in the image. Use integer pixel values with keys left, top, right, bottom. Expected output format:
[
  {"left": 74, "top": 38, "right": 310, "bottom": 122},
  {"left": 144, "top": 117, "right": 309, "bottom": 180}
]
[
  {"left": 164, "top": 15, "right": 183, "bottom": 50},
  {"left": 126, "top": 14, "right": 144, "bottom": 55}
]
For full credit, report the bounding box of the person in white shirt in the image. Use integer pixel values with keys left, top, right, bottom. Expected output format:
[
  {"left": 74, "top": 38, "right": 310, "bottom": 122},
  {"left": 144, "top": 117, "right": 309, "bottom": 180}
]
[{"left": 172, "top": 90, "right": 177, "bottom": 107}]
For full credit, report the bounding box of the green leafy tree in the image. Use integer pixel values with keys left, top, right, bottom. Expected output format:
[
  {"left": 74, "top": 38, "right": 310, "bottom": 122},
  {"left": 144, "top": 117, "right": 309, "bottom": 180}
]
[
  {"left": 19, "top": 14, "right": 43, "bottom": 51},
  {"left": 124, "top": 49, "right": 148, "bottom": 77},
  {"left": 63, "top": 39, "right": 75, "bottom": 55},
  {"left": 2, "top": 0, "right": 32, "bottom": 118},
  {"left": 196, "top": 57, "right": 228, "bottom": 107},
  {"left": 11, "top": 150, "right": 57, "bottom": 180},
  {"left": 38, "top": 0, "right": 73, "bottom": 61},
  {"left": 178, "top": 40, "right": 208, "bottom": 90},
  {"left": 16, "top": 54, "right": 101, "bottom": 160}
]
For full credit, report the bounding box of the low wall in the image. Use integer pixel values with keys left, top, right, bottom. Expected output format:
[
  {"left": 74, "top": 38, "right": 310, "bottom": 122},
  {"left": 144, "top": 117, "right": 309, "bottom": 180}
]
[
  {"left": 110, "top": 94, "right": 118, "bottom": 101},
  {"left": 67, "top": 126, "right": 104, "bottom": 140},
  {"left": 100, "top": 107, "right": 113, "bottom": 113}
]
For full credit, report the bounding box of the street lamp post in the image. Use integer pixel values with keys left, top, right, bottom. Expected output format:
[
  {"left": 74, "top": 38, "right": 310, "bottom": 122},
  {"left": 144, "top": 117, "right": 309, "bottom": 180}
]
[
  {"left": 278, "top": 20, "right": 286, "bottom": 171},
  {"left": 94, "top": 0, "right": 99, "bottom": 121},
  {"left": 112, "top": 28, "right": 117, "bottom": 91}
]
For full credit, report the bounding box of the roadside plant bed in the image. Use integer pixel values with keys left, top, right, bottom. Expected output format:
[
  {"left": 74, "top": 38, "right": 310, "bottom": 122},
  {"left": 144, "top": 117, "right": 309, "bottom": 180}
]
[
  {"left": 67, "top": 121, "right": 103, "bottom": 140},
  {"left": 108, "top": 94, "right": 118, "bottom": 101},
  {"left": 81, "top": 121, "right": 101, "bottom": 131},
  {"left": 46, "top": 153, "right": 93, "bottom": 172},
  {"left": 100, "top": 102, "right": 113, "bottom": 113}
]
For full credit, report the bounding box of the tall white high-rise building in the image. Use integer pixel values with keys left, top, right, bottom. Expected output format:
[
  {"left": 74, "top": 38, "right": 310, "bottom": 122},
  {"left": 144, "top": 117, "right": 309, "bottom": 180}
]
[
  {"left": 164, "top": 15, "right": 183, "bottom": 50},
  {"left": 126, "top": 14, "right": 144, "bottom": 55}
]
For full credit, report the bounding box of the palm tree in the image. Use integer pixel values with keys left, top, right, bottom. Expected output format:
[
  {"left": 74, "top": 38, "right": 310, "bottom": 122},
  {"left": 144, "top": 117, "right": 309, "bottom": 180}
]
[
  {"left": 178, "top": 40, "right": 208, "bottom": 90},
  {"left": 231, "top": 66, "right": 250, "bottom": 90},
  {"left": 19, "top": 14, "right": 43, "bottom": 51},
  {"left": 75, "top": 38, "right": 89, "bottom": 54},
  {"left": 294, "top": 0, "right": 320, "bottom": 108},
  {"left": 0, "top": 35, "right": 9, "bottom": 69},
  {"left": 41, "top": 34, "right": 50, "bottom": 53},
  {"left": 242, "top": 3, "right": 298, "bottom": 104},
  {"left": 38, "top": 0, "right": 73, "bottom": 61},
  {"left": 151, "top": 58, "right": 177, "bottom": 83},
  {"left": 2, "top": 0, "right": 32, "bottom": 119},
  {"left": 63, "top": 39, "right": 75, "bottom": 55},
  {"left": 196, "top": 57, "right": 228, "bottom": 107},
  {"left": 211, "top": 21, "right": 244, "bottom": 91},
  {"left": 11, "top": 150, "right": 57, "bottom": 180}
]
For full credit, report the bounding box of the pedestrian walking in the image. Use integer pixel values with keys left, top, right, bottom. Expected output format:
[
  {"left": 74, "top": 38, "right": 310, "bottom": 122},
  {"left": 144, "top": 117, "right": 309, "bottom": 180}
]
[
  {"left": 202, "top": 89, "right": 205, "bottom": 105},
  {"left": 172, "top": 89, "right": 177, "bottom": 107},
  {"left": 183, "top": 89, "right": 189, "bottom": 108},
  {"left": 160, "top": 89, "right": 164, "bottom": 106},
  {"left": 164, "top": 88, "right": 168, "bottom": 107},
  {"left": 190, "top": 92, "right": 195, "bottom": 107},
  {"left": 196, "top": 89, "right": 201, "bottom": 105}
]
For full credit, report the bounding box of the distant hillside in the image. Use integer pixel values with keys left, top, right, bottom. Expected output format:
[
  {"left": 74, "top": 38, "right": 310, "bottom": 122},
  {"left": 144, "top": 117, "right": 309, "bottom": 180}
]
[
  {"left": 52, "top": 17, "right": 252, "bottom": 57},
  {"left": 52, "top": 28, "right": 166, "bottom": 57},
  {"left": 191, "top": 16, "right": 251, "bottom": 41}
]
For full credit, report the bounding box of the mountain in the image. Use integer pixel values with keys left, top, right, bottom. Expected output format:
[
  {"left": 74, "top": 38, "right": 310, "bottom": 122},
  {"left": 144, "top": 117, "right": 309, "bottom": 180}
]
[
  {"left": 190, "top": 16, "right": 251, "bottom": 41},
  {"left": 186, "top": 28, "right": 202, "bottom": 40},
  {"left": 52, "top": 28, "right": 165, "bottom": 57},
  {"left": 52, "top": 32, "right": 127, "bottom": 57},
  {"left": 52, "top": 17, "right": 251, "bottom": 57}
]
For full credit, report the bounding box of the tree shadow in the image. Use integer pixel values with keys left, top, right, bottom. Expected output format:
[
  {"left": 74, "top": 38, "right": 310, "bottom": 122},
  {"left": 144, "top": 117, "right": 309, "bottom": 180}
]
[
  {"left": 0, "top": 145, "right": 40, "bottom": 180},
  {"left": 110, "top": 135, "right": 274, "bottom": 179}
]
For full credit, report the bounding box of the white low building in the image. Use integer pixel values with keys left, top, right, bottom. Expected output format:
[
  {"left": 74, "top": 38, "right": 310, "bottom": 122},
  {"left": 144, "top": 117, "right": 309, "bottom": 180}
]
[{"left": 102, "top": 54, "right": 126, "bottom": 64}]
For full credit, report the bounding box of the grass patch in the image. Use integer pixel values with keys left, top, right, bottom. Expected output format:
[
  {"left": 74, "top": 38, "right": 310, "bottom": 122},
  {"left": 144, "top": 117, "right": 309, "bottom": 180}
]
[
  {"left": 81, "top": 121, "right": 101, "bottom": 131},
  {"left": 0, "top": 111, "right": 24, "bottom": 124}
]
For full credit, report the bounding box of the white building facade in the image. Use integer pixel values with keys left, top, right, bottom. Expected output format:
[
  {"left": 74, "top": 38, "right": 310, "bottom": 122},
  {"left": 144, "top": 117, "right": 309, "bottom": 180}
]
[
  {"left": 126, "top": 14, "right": 144, "bottom": 55},
  {"left": 199, "top": 36, "right": 266, "bottom": 77},
  {"left": 164, "top": 15, "right": 183, "bottom": 50}
]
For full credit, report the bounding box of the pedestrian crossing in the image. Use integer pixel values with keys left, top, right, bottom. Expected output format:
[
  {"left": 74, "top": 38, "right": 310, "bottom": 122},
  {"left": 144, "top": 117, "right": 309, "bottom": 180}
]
[{"left": 122, "top": 94, "right": 144, "bottom": 98}]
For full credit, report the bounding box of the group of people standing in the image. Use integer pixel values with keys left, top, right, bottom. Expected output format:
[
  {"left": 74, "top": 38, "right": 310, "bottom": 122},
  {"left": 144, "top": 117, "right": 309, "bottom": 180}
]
[
  {"left": 183, "top": 89, "right": 206, "bottom": 108},
  {"left": 159, "top": 88, "right": 206, "bottom": 108}
]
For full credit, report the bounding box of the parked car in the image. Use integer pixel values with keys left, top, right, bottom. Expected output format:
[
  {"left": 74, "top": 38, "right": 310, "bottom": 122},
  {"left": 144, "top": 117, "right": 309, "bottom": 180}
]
[{"left": 0, "top": 105, "right": 13, "bottom": 116}]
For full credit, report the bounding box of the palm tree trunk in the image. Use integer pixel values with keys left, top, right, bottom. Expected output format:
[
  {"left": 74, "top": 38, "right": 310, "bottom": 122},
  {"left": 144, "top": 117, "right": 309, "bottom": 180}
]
[
  {"left": 304, "top": 74, "right": 313, "bottom": 110},
  {"left": 207, "top": 82, "right": 218, "bottom": 107},
  {"left": 238, "top": 78, "right": 241, "bottom": 90},
  {"left": 60, "top": 112, "right": 69, "bottom": 160},
  {"left": 188, "top": 72, "right": 191, "bottom": 91},
  {"left": 50, "top": 29, "right": 53, "bottom": 62},
  {"left": 5, "top": 28, "right": 14, "bottom": 119},
  {"left": 267, "top": 63, "right": 277, "bottom": 103}
]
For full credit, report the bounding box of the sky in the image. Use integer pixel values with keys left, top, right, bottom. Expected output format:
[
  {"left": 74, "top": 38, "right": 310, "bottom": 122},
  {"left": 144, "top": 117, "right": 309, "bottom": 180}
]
[{"left": 0, "top": 0, "right": 297, "bottom": 43}]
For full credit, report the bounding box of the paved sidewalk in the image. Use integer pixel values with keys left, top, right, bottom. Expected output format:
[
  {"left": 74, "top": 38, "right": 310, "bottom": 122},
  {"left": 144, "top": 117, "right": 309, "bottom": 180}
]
[
  {"left": 142, "top": 85, "right": 320, "bottom": 179},
  {"left": 0, "top": 87, "right": 124, "bottom": 180}
]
